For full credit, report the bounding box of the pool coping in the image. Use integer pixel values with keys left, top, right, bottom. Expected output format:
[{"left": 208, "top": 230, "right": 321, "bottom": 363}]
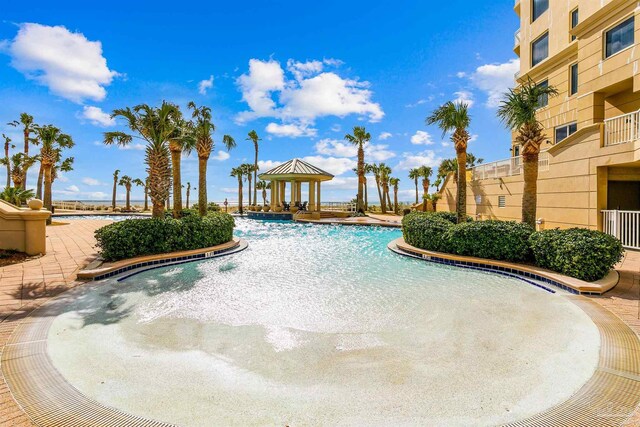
[
  {"left": 389, "top": 237, "right": 619, "bottom": 295},
  {"left": 77, "top": 237, "right": 245, "bottom": 281}
]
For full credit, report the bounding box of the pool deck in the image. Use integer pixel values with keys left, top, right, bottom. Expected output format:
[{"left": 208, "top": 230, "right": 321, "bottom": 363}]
[{"left": 1, "top": 219, "right": 640, "bottom": 425}]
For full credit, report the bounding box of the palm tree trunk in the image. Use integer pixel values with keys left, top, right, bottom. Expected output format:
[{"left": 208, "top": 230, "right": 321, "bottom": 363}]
[
  {"left": 44, "top": 164, "right": 52, "bottom": 224},
  {"left": 357, "top": 146, "right": 365, "bottom": 212},
  {"left": 36, "top": 165, "right": 44, "bottom": 199},
  {"left": 247, "top": 176, "right": 252, "bottom": 207},
  {"left": 422, "top": 179, "right": 429, "bottom": 211},
  {"left": 238, "top": 177, "right": 244, "bottom": 214},
  {"left": 386, "top": 185, "right": 392, "bottom": 210},
  {"left": 22, "top": 130, "right": 28, "bottom": 190},
  {"left": 414, "top": 178, "right": 419, "bottom": 205},
  {"left": 198, "top": 157, "right": 208, "bottom": 217},
  {"left": 4, "top": 145, "right": 10, "bottom": 189},
  {"left": 376, "top": 178, "right": 385, "bottom": 213},
  {"left": 522, "top": 152, "right": 539, "bottom": 228},
  {"left": 170, "top": 148, "right": 183, "bottom": 218},
  {"left": 393, "top": 188, "right": 398, "bottom": 213},
  {"left": 144, "top": 186, "right": 149, "bottom": 211},
  {"left": 363, "top": 176, "right": 368, "bottom": 211},
  {"left": 253, "top": 144, "right": 258, "bottom": 207},
  {"left": 149, "top": 150, "right": 171, "bottom": 218},
  {"left": 456, "top": 149, "right": 467, "bottom": 223},
  {"left": 112, "top": 178, "right": 117, "bottom": 210},
  {"left": 126, "top": 187, "right": 131, "bottom": 211},
  {"left": 186, "top": 187, "right": 190, "bottom": 209}
]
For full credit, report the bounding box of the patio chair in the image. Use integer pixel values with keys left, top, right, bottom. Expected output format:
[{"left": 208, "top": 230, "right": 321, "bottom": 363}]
[{"left": 282, "top": 201, "right": 290, "bottom": 211}]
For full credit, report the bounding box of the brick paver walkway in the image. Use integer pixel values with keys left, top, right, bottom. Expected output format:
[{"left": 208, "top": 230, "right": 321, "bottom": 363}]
[{"left": 0, "top": 219, "right": 639, "bottom": 426}]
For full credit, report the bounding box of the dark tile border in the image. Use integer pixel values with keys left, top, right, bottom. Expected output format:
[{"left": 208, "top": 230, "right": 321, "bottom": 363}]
[{"left": 247, "top": 211, "right": 293, "bottom": 220}]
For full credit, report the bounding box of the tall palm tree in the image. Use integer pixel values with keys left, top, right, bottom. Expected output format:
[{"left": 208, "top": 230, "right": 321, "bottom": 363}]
[
  {"left": 2, "top": 153, "right": 36, "bottom": 189},
  {"left": 370, "top": 163, "right": 384, "bottom": 212},
  {"left": 118, "top": 175, "right": 134, "bottom": 211},
  {"left": 256, "top": 180, "right": 270, "bottom": 207},
  {"left": 427, "top": 101, "right": 471, "bottom": 224},
  {"left": 418, "top": 165, "right": 433, "bottom": 211},
  {"left": 363, "top": 162, "right": 375, "bottom": 211},
  {"left": 104, "top": 102, "right": 181, "bottom": 218},
  {"left": 390, "top": 177, "right": 400, "bottom": 214},
  {"left": 188, "top": 102, "right": 236, "bottom": 216},
  {"left": 378, "top": 163, "right": 391, "bottom": 214},
  {"left": 142, "top": 177, "right": 150, "bottom": 211},
  {"left": 8, "top": 113, "right": 38, "bottom": 189},
  {"left": 408, "top": 167, "right": 420, "bottom": 205},
  {"left": 111, "top": 169, "right": 120, "bottom": 210},
  {"left": 133, "top": 178, "right": 145, "bottom": 210},
  {"left": 185, "top": 182, "right": 192, "bottom": 209},
  {"left": 2, "top": 134, "right": 14, "bottom": 189},
  {"left": 241, "top": 163, "right": 255, "bottom": 208},
  {"left": 230, "top": 166, "right": 244, "bottom": 214},
  {"left": 246, "top": 130, "right": 261, "bottom": 206},
  {"left": 167, "top": 110, "right": 196, "bottom": 217},
  {"left": 498, "top": 79, "right": 558, "bottom": 227},
  {"left": 344, "top": 126, "right": 370, "bottom": 213},
  {"left": 33, "top": 125, "right": 74, "bottom": 220},
  {"left": 50, "top": 152, "right": 74, "bottom": 185}
]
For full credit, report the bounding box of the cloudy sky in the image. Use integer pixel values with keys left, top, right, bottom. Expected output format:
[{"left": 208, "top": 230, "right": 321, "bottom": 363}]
[{"left": 0, "top": 0, "right": 519, "bottom": 202}]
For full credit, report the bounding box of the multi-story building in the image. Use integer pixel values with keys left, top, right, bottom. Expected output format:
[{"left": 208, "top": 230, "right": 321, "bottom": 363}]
[{"left": 438, "top": 0, "right": 640, "bottom": 250}]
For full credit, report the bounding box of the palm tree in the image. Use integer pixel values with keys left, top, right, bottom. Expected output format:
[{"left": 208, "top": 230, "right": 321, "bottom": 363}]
[
  {"left": 142, "top": 177, "right": 150, "bottom": 211},
  {"left": 378, "top": 163, "right": 391, "bottom": 214},
  {"left": 497, "top": 79, "right": 558, "bottom": 227},
  {"left": 427, "top": 101, "right": 471, "bottom": 224},
  {"left": 370, "top": 163, "right": 384, "bottom": 212},
  {"left": 408, "top": 168, "right": 420, "bottom": 205},
  {"left": 50, "top": 153, "right": 74, "bottom": 185},
  {"left": 390, "top": 177, "right": 400, "bottom": 213},
  {"left": 118, "top": 175, "right": 134, "bottom": 211},
  {"left": 167, "top": 111, "right": 196, "bottom": 218},
  {"left": 2, "top": 153, "right": 36, "bottom": 189},
  {"left": 256, "top": 180, "right": 270, "bottom": 207},
  {"left": 363, "top": 162, "right": 375, "bottom": 211},
  {"left": 426, "top": 193, "right": 441, "bottom": 211},
  {"left": 185, "top": 182, "right": 192, "bottom": 209},
  {"left": 418, "top": 165, "right": 433, "bottom": 211},
  {"left": 246, "top": 130, "right": 261, "bottom": 206},
  {"left": 2, "top": 134, "right": 14, "bottom": 189},
  {"left": 230, "top": 166, "right": 244, "bottom": 214},
  {"left": 8, "top": 113, "right": 38, "bottom": 189},
  {"left": 33, "top": 125, "right": 74, "bottom": 219},
  {"left": 0, "top": 187, "right": 34, "bottom": 206},
  {"left": 344, "top": 126, "right": 370, "bottom": 213},
  {"left": 132, "top": 178, "right": 145, "bottom": 210},
  {"left": 241, "top": 163, "right": 255, "bottom": 208},
  {"left": 105, "top": 102, "right": 181, "bottom": 218},
  {"left": 188, "top": 102, "right": 236, "bottom": 216},
  {"left": 111, "top": 169, "right": 120, "bottom": 210}
]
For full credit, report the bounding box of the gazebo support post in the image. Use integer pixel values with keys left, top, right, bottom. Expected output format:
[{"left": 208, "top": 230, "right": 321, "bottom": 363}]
[
  {"left": 316, "top": 181, "right": 321, "bottom": 211},
  {"left": 309, "top": 181, "right": 316, "bottom": 211}
]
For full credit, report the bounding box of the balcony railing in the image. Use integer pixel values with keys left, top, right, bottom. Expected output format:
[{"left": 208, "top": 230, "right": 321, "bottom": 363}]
[
  {"left": 604, "top": 109, "right": 640, "bottom": 146},
  {"left": 472, "top": 151, "right": 549, "bottom": 181},
  {"left": 602, "top": 210, "right": 640, "bottom": 250},
  {"left": 514, "top": 30, "right": 521, "bottom": 48}
]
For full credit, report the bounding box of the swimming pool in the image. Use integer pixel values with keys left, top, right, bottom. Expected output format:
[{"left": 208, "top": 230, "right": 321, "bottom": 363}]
[{"left": 46, "top": 218, "right": 600, "bottom": 426}]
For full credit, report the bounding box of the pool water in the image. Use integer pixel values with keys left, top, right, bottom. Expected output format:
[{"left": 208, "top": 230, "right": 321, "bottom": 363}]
[{"left": 47, "top": 219, "right": 600, "bottom": 426}]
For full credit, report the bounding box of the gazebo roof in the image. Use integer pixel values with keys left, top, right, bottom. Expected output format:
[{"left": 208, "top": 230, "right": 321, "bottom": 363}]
[{"left": 259, "top": 158, "right": 334, "bottom": 181}]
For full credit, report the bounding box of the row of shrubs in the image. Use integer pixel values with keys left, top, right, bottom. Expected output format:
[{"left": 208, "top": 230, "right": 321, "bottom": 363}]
[
  {"left": 402, "top": 212, "right": 623, "bottom": 282},
  {"left": 95, "top": 212, "right": 235, "bottom": 262}
]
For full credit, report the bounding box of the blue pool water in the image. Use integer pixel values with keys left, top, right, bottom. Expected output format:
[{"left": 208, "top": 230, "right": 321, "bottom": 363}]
[{"left": 47, "top": 218, "right": 600, "bottom": 426}]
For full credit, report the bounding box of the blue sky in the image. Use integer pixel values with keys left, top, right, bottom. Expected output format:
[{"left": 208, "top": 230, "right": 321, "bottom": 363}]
[{"left": 0, "top": 0, "right": 519, "bottom": 202}]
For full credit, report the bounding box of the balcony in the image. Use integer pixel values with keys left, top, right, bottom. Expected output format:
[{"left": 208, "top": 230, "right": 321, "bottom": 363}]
[
  {"left": 471, "top": 152, "right": 549, "bottom": 181},
  {"left": 604, "top": 110, "right": 640, "bottom": 146},
  {"left": 514, "top": 30, "right": 521, "bottom": 54},
  {"left": 514, "top": 0, "right": 520, "bottom": 15}
]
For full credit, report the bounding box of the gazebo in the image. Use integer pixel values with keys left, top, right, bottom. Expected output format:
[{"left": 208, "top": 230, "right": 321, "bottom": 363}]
[{"left": 258, "top": 158, "right": 334, "bottom": 211}]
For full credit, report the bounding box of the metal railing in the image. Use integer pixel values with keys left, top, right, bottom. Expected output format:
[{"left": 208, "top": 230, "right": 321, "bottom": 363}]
[
  {"left": 321, "top": 202, "right": 356, "bottom": 212},
  {"left": 604, "top": 110, "right": 640, "bottom": 146},
  {"left": 602, "top": 210, "right": 640, "bottom": 250},
  {"left": 472, "top": 151, "right": 549, "bottom": 180}
]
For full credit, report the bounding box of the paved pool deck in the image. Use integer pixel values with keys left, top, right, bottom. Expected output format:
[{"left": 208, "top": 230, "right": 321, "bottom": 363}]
[{"left": 1, "top": 219, "right": 640, "bottom": 425}]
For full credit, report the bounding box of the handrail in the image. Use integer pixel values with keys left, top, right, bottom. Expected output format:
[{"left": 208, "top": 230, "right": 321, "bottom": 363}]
[
  {"left": 472, "top": 151, "right": 549, "bottom": 181},
  {"left": 604, "top": 110, "right": 640, "bottom": 146}
]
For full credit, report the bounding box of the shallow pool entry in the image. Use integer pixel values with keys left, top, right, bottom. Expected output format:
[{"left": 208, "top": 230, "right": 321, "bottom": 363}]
[{"left": 47, "top": 218, "right": 600, "bottom": 426}]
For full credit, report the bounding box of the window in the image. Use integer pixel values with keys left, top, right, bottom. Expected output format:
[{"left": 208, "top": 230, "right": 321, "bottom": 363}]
[
  {"left": 555, "top": 122, "right": 577, "bottom": 143},
  {"left": 605, "top": 16, "right": 634, "bottom": 58},
  {"left": 532, "top": 32, "right": 549, "bottom": 67},
  {"left": 571, "top": 8, "right": 579, "bottom": 41},
  {"left": 536, "top": 80, "right": 549, "bottom": 108},
  {"left": 513, "top": 145, "right": 520, "bottom": 157},
  {"left": 532, "top": 0, "right": 548, "bottom": 22},
  {"left": 475, "top": 195, "right": 482, "bottom": 204},
  {"left": 498, "top": 196, "right": 506, "bottom": 208},
  {"left": 570, "top": 63, "right": 578, "bottom": 96}
]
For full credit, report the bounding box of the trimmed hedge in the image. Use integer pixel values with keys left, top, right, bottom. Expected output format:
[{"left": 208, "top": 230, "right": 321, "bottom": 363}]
[
  {"left": 529, "top": 228, "right": 623, "bottom": 282},
  {"left": 95, "top": 212, "right": 235, "bottom": 262},
  {"left": 446, "top": 220, "right": 534, "bottom": 262},
  {"left": 402, "top": 212, "right": 453, "bottom": 252},
  {"left": 427, "top": 211, "right": 473, "bottom": 224}
]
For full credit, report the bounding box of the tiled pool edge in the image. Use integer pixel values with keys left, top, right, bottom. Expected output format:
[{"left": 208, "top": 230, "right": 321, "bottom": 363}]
[{"left": 388, "top": 238, "right": 618, "bottom": 295}]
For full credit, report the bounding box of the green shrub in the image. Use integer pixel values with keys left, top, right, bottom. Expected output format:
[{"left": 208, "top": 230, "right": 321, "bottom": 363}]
[
  {"left": 529, "top": 228, "right": 623, "bottom": 281},
  {"left": 402, "top": 212, "right": 453, "bottom": 252},
  {"left": 426, "top": 211, "right": 473, "bottom": 224},
  {"left": 95, "top": 212, "right": 235, "bottom": 262},
  {"left": 445, "top": 220, "right": 534, "bottom": 262}
]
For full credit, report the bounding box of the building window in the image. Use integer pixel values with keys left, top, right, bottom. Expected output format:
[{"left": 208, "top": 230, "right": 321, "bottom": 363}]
[
  {"left": 532, "top": 0, "right": 548, "bottom": 22},
  {"left": 532, "top": 32, "right": 549, "bottom": 67},
  {"left": 555, "top": 122, "right": 577, "bottom": 143},
  {"left": 605, "top": 16, "right": 634, "bottom": 58},
  {"left": 536, "top": 80, "right": 549, "bottom": 108},
  {"left": 513, "top": 145, "right": 520, "bottom": 157},
  {"left": 570, "top": 63, "right": 578, "bottom": 95},
  {"left": 571, "top": 8, "right": 579, "bottom": 41},
  {"left": 498, "top": 196, "right": 506, "bottom": 208},
  {"left": 475, "top": 195, "right": 482, "bottom": 204}
]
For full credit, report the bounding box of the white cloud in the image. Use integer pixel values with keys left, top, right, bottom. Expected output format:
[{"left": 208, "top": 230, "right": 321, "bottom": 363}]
[
  {"left": 212, "top": 150, "right": 230, "bottom": 161},
  {"left": 456, "top": 72, "right": 467, "bottom": 78},
  {"left": 453, "top": 90, "right": 474, "bottom": 107},
  {"left": 80, "top": 106, "right": 114, "bottom": 127},
  {"left": 82, "top": 177, "right": 104, "bottom": 186},
  {"left": 301, "top": 156, "right": 356, "bottom": 176},
  {"left": 3, "top": 23, "right": 118, "bottom": 103},
  {"left": 314, "top": 139, "right": 395, "bottom": 162},
  {"left": 89, "top": 191, "right": 108, "bottom": 199},
  {"left": 469, "top": 58, "right": 520, "bottom": 108},
  {"left": 118, "top": 143, "right": 146, "bottom": 151},
  {"left": 265, "top": 122, "right": 317, "bottom": 137},
  {"left": 236, "top": 58, "right": 383, "bottom": 134},
  {"left": 469, "top": 134, "right": 479, "bottom": 143},
  {"left": 405, "top": 97, "right": 432, "bottom": 108},
  {"left": 379, "top": 132, "right": 392, "bottom": 140},
  {"left": 257, "top": 160, "right": 281, "bottom": 171},
  {"left": 198, "top": 75, "right": 214, "bottom": 95},
  {"left": 330, "top": 124, "right": 341, "bottom": 132},
  {"left": 396, "top": 150, "right": 442, "bottom": 171},
  {"left": 410, "top": 130, "right": 434, "bottom": 145},
  {"left": 66, "top": 185, "right": 80, "bottom": 192}
]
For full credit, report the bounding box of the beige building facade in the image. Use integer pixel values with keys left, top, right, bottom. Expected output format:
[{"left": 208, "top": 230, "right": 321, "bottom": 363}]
[{"left": 438, "top": 0, "right": 640, "bottom": 249}]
